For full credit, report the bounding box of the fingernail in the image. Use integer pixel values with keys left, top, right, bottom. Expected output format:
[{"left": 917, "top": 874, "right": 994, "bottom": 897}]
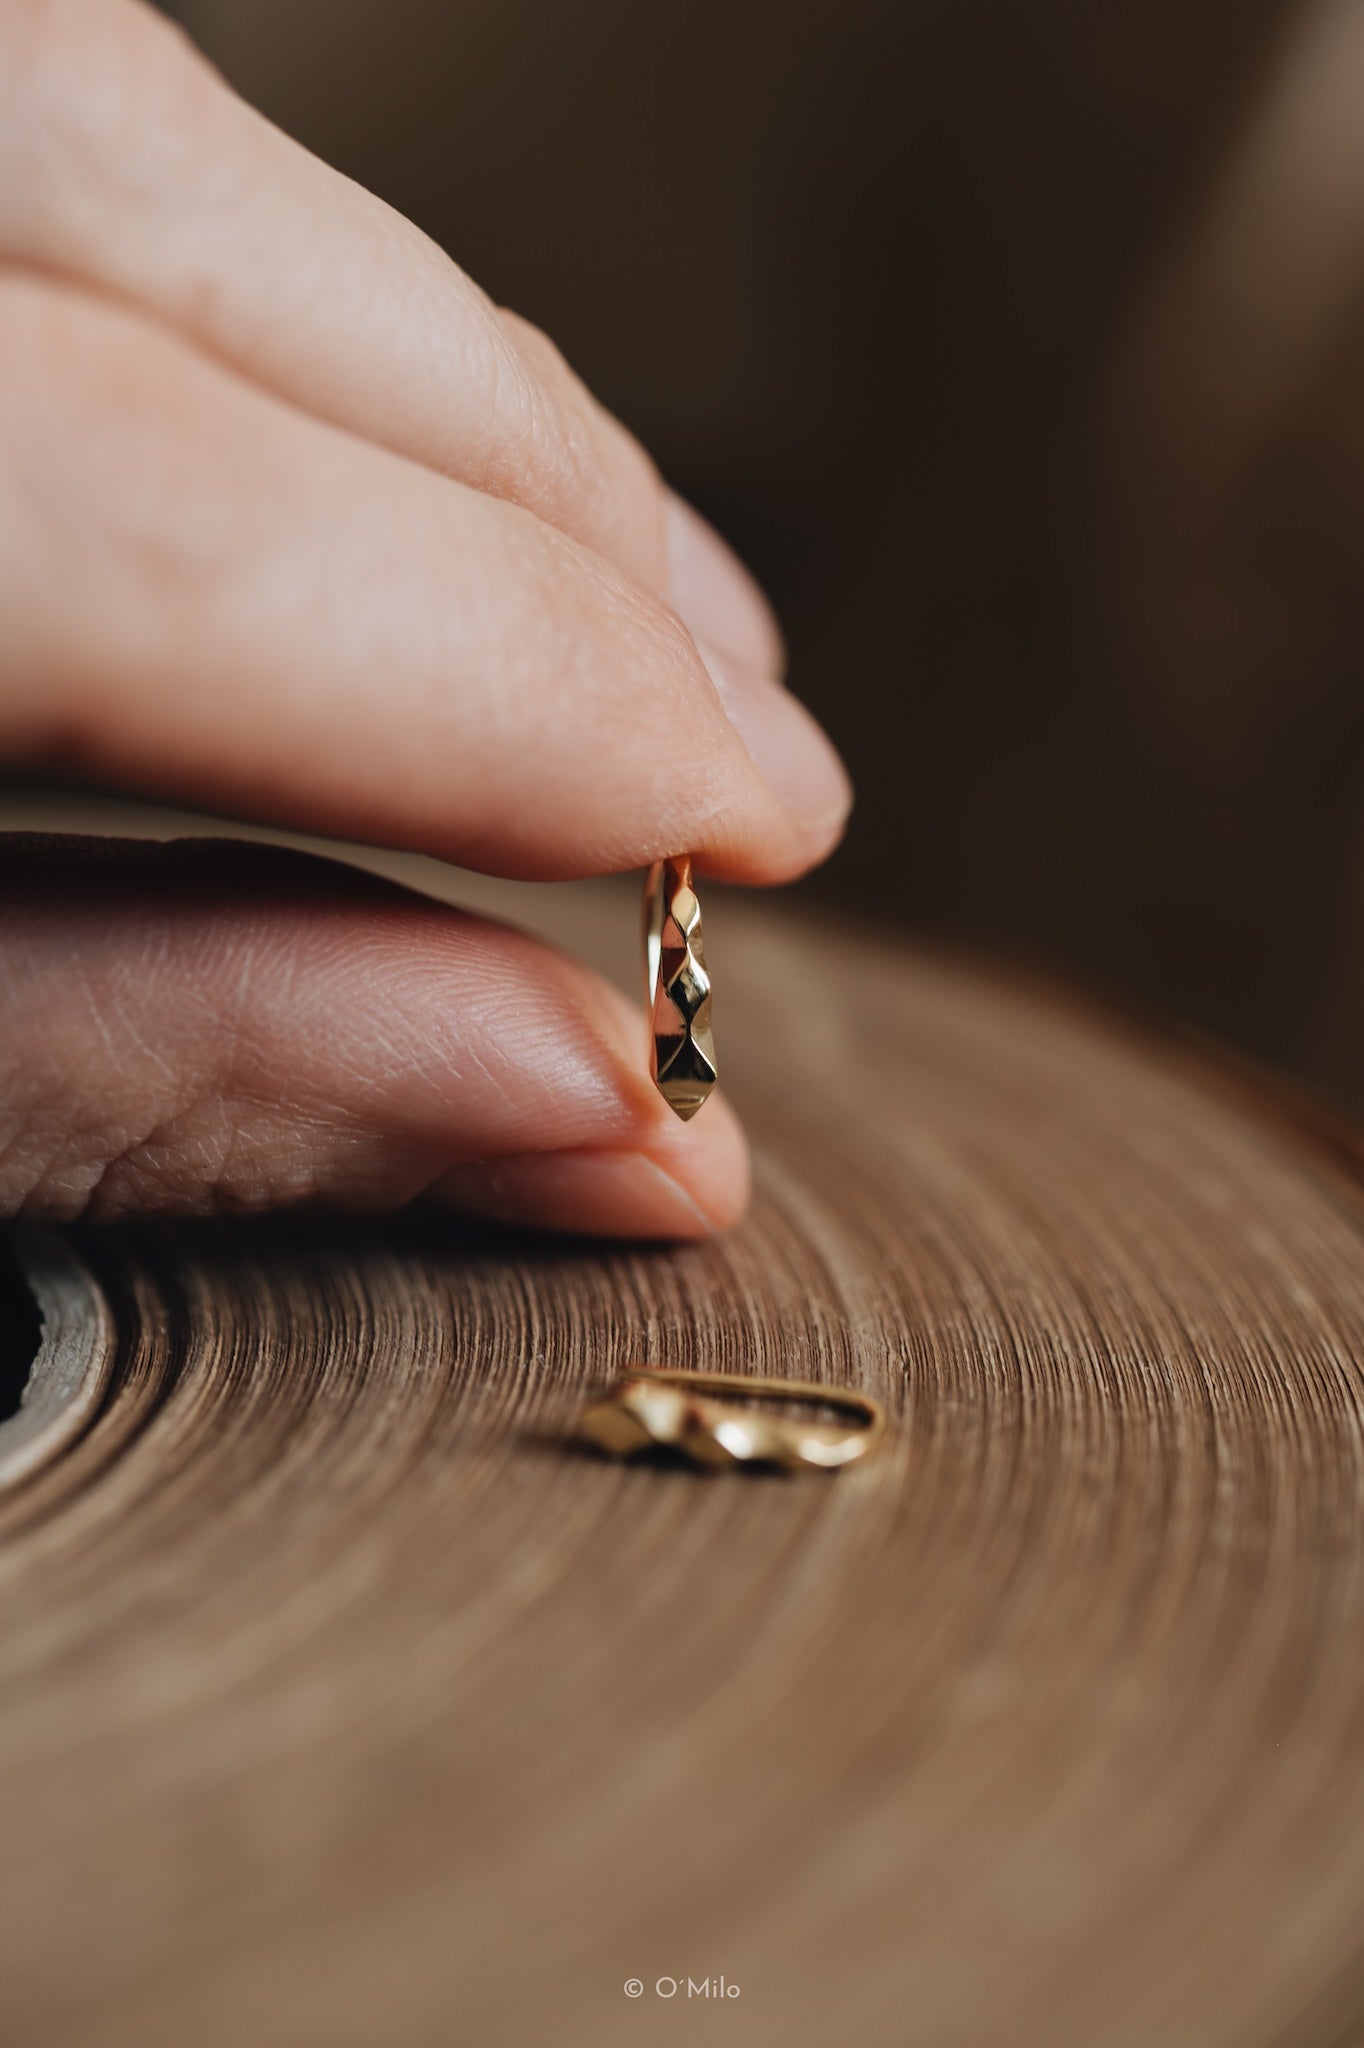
[
  {"left": 665, "top": 492, "right": 785, "bottom": 677},
  {"left": 699, "top": 644, "right": 853, "bottom": 834},
  {"left": 434, "top": 1148, "right": 732, "bottom": 1240}
]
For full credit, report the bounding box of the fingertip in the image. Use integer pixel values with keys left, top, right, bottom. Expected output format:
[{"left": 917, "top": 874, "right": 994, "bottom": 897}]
[
  {"left": 696, "top": 646, "right": 853, "bottom": 868},
  {"left": 637, "top": 1086, "right": 753, "bottom": 1231}
]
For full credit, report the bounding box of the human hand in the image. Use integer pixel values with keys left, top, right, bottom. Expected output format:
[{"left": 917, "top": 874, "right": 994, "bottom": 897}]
[{"left": 0, "top": 0, "right": 850, "bottom": 1237}]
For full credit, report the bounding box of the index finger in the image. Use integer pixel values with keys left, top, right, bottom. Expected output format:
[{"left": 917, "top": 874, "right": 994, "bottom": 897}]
[
  {"left": 0, "top": 0, "right": 783, "bottom": 673},
  {"left": 0, "top": 279, "right": 849, "bottom": 885}
]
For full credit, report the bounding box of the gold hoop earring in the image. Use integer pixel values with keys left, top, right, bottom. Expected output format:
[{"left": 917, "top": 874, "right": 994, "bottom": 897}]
[
  {"left": 644, "top": 856, "right": 716, "bottom": 1120},
  {"left": 579, "top": 1367, "right": 885, "bottom": 1473}
]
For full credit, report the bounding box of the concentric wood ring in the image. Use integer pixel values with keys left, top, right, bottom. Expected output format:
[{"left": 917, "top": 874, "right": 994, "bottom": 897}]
[{"left": 4, "top": 887, "right": 1364, "bottom": 2048}]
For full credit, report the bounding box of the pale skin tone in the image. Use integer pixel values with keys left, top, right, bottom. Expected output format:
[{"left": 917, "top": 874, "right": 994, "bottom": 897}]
[{"left": 0, "top": 0, "right": 851, "bottom": 1237}]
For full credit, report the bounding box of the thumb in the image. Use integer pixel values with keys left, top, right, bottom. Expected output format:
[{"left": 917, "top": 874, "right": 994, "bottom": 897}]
[{"left": 0, "top": 835, "right": 749, "bottom": 1237}]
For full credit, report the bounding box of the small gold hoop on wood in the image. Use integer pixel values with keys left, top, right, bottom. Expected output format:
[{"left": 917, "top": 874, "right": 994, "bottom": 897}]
[{"left": 578, "top": 1366, "right": 885, "bottom": 1473}]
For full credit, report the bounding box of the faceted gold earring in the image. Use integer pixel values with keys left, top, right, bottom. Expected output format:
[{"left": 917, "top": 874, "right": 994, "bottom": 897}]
[{"left": 644, "top": 856, "right": 716, "bottom": 1120}]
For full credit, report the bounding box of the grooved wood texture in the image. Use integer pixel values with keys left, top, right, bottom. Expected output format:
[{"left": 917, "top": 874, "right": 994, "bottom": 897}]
[{"left": 4, "top": 892, "right": 1364, "bottom": 2048}]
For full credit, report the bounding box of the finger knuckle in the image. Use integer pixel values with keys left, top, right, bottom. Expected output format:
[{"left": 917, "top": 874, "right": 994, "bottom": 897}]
[
  {"left": 0, "top": 281, "right": 92, "bottom": 558},
  {"left": 496, "top": 307, "right": 666, "bottom": 578},
  {"left": 0, "top": 279, "right": 219, "bottom": 642},
  {"left": 484, "top": 310, "right": 590, "bottom": 496},
  {"left": 565, "top": 538, "right": 704, "bottom": 702},
  {"left": 0, "top": 278, "right": 124, "bottom": 505},
  {"left": 0, "top": 0, "right": 226, "bottom": 235}
]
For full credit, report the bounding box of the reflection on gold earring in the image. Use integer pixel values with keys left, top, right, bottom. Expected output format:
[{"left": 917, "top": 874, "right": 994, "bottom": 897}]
[
  {"left": 644, "top": 856, "right": 716, "bottom": 1121},
  {"left": 578, "top": 1366, "right": 885, "bottom": 1473}
]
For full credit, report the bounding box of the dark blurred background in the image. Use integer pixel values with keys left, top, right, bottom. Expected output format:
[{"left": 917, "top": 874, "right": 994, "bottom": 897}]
[{"left": 169, "top": 0, "right": 1364, "bottom": 1109}]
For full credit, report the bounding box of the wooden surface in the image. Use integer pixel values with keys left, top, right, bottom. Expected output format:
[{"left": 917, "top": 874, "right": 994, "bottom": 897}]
[{"left": 5, "top": 868, "right": 1364, "bottom": 2047}]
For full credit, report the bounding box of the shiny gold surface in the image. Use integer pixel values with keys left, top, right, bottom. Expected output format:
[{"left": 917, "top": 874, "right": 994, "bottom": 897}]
[
  {"left": 643, "top": 856, "right": 716, "bottom": 1119},
  {"left": 578, "top": 1366, "right": 885, "bottom": 1472}
]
